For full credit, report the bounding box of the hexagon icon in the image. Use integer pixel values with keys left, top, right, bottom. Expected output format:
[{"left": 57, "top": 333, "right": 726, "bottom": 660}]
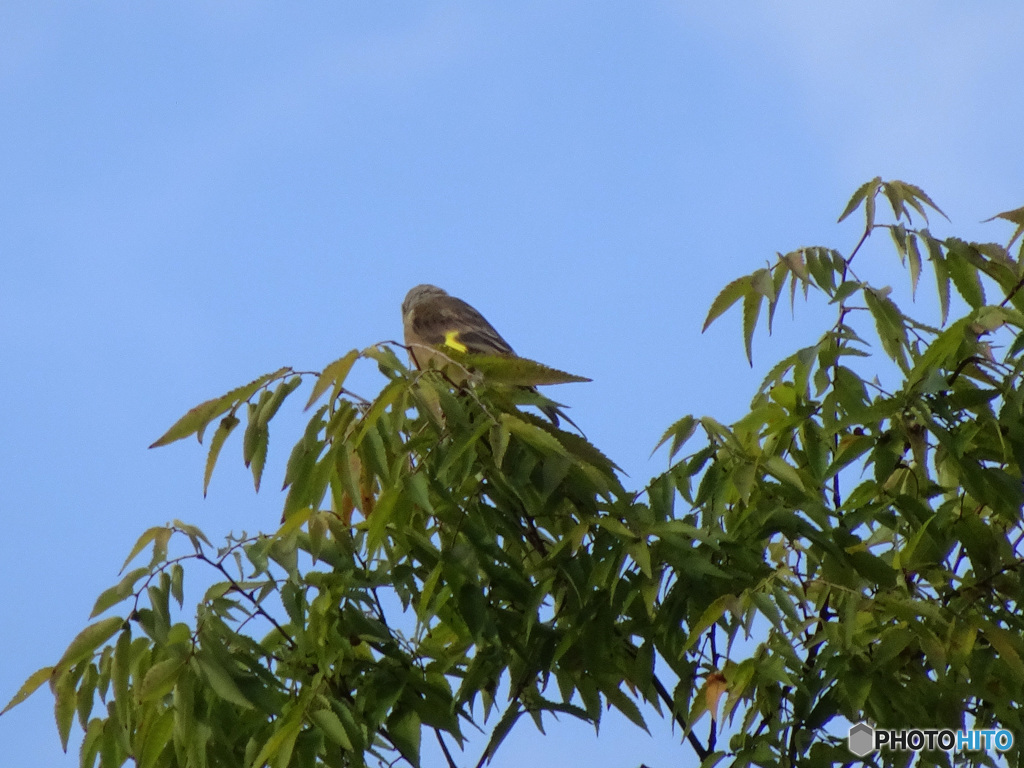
[{"left": 848, "top": 722, "right": 875, "bottom": 757}]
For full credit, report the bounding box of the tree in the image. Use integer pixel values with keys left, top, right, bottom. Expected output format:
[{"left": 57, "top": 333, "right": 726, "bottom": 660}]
[{"left": 5, "top": 179, "right": 1024, "bottom": 768}]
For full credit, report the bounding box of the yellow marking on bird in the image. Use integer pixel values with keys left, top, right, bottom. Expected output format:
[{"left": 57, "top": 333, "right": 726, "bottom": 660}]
[{"left": 443, "top": 330, "right": 468, "bottom": 353}]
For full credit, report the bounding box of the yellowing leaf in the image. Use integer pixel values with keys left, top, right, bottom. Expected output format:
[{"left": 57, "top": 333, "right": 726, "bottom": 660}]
[
  {"left": 704, "top": 672, "right": 728, "bottom": 724},
  {"left": 306, "top": 350, "right": 360, "bottom": 409},
  {"left": 149, "top": 367, "right": 291, "bottom": 448},
  {"left": 54, "top": 616, "right": 125, "bottom": 674},
  {"left": 445, "top": 351, "right": 591, "bottom": 386},
  {"left": 1, "top": 665, "right": 55, "bottom": 715}
]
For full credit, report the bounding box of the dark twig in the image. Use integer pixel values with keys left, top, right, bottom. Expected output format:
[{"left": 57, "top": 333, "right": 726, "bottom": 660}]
[
  {"left": 435, "top": 728, "right": 458, "bottom": 768},
  {"left": 201, "top": 553, "right": 297, "bottom": 650}
]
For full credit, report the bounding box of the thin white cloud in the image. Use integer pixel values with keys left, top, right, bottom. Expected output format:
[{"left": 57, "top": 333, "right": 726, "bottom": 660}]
[{"left": 670, "top": 2, "right": 1024, "bottom": 210}]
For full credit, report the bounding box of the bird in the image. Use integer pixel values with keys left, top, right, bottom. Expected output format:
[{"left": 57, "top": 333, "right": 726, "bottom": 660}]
[{"left": 401, "top": 284, "right": 564, "bottom": 426}]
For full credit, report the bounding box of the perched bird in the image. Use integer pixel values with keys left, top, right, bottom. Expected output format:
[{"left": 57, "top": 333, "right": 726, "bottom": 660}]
[{"left": 401, "top": 284, "right": 563, "bottom": 425}]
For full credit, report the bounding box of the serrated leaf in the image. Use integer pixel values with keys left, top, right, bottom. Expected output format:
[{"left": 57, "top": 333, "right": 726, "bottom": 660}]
[
  {"left": 53, "top": 665, "right": 76, "bottom": 750},
  {"left": 979, "top": 621, "right": 1024, "bottom": 683},
  {"left": 865, "top": 183, "right": 877, "bottom": 231},
  {"left": 480, "top": 704, "right": 522, "bottom": 764},
  {"left": 311, "top": 708, "right": 353, "bottom": 750},
  {"left": 703, "top": 275, "right": 750, "bottom": 332},
  {"left": 882, "top": 182, "right": 907, "bottom": 223},
  {"left": 829, "top": 280, "right": 862, "bottom": 305},
  {"left": 306, "top": 350, "right": 360, "bottom": 409},
  {"left": 906, "top": 317, "right": 970, "bottom": 389},
  {"left": 249, "top": 426, "right": 269, "bottom": 492},
  {"left": 946, "top": 240, "right": 986, "bottom": 308},
  {"left": 204, "top": 414, "right": 240, "bottom": 496},
  {"left": 654, "top": 415, "right": 698, "bottom": 460},
  {"left": 149, "top": 367, "right": 291, "bottom": 448},
  {"left": 907, "top": 233, "right": 923, "bottom": 298},
  {"left": 54, "top": 617, "right": 125, "bottom": 674},
  {"left": 173, "top": 519, "right": 211, "bottom": 548},
  {"left": 837, "top": 177, "right": 879, "bottom": 223},
  {"left": 1, "top": 665, "right": 55, "bottom": 715},
  {"left": 763, "top": 456, "right": 806, "bottom": 491},
  {"left": 501, "top": 413, "right": 570, "bottom": 458},
  {"left": 895, "top": 180, "right": 947, "bottom": 222},
  {"left": 352, "top": 379, "right": 406, "bottom": 448},
  {"left": 685, "top": 594, "right": 735, "bottom": 652},
  {"left": 985, "top": 205, "right": 1024, "bottom": 251},
  {"left": 90, "top": 567, "right": 150, "bottom": 618},
  {"left": 170, "top": 563, "right": 184, "bottom": 608},
  {"left": 742, "top": 290, "right": 763, "bottom": 366},
  {"left": 924, "top": 233, "right": 950, "bottom": 325},
  {"left": 250, "top": 699, "right": 305, "bottom": 768},
  {"left": 864, "top": 288, "right": 908, "bottom": 366},
  {"left": 197, "top": 656, "right": 253, "bottom": 710},
  {"left": 444, "top": 351, "right": 591, "bottom": 386},
  {"left": 120, "top": 526, "right": 171, "bottom": 572},
  {"left": 139, "top": 709, "right": 174, "bottom": 768},
  {"left": 601, "top": 684, "right": 648, "bottom": 731},
  {"left": 257, "top": 376, "right": 303, "bottom": 428},
  {"left": 387, "top": 710, "right": 421, "bottom": 766},
  {"left": 74, "top": 664, "right": 97, "bottom": 730},
  {"left": 139, "top": 657, "right": 187, "bottom": 702}
]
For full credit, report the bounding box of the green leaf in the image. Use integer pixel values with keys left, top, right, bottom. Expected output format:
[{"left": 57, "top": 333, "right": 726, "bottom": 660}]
[
  {"left": 979, "top": 621, "right": 1024, "bottom": 683},
  {"left": 984, "top": 204, "right": 1024, "bottom": 250},
  {"left": 1, "top": 665, "right": 55, "bottom": 715},
  {"left": 906, "top": 317, "right": 969, "bottom": 389},
  {"left": 837, "top": 177, "right": 879, "bottom": 223},
  {"left": 52, "top": 665, "right": 77, "bottom": 751},
  {"left": 602, "top": 684, "right": 648, "bottom": 731},
  {"left": 653, "top": 414, "right": 698, "bottom": 459},
  {"left": 501, "top": 413, "right": 571, "bottom": 459},
  {"left": 203, "top": 414, "right": 240, "bottom": 496},
  {"left": 120, "top": 525, "right": 172, "bottom": 572},
  {"left": 138, "top": 710, "right": 174, "bottom": 768},
  {"left": 311, "top": 707, "right": 353, "bottom": 750},
  {"left": 946, "top": 240, "right": 986, "bottom": 309},
  {"left": 863, "top": 288, "right": 908, "bottom": 366},
  {"left": 90, "top": 567, "right": 150, "bottom": 618},
  {"left": 892, "top": 179, "right": 947, "bottom": 222},
  {"left": 258, "top": 376, "right": 303, "bottom": 428},
  {"left": 352, "top": 379, "right": 406, "bottom": 448},
  {"left": 75, "top": 664, "right": 97, "bottom": 729},
  {"left": 139, "top": 656, "right": 187, "bottom": 702},
  {"left": 149, "top": 367, "right": 291, "bottom": 448},
  {"left": 742, "top": 289, "right": 763, "bottom": 366},
  {"left": 306, "top": 349, "right": 360, "bottom": 409},
  {"left": 763, "top": 456, "right": 806, "bottom": 491},
  {"left": 685, "top": 594, "right": 734, "bottom": 652},
  {"left": 170, "top": 564, "right": 184, "bottom": 608},
  {"left": 907, "top": 233, "right": 923, "bottom": 298},
  {"left": 703, "top": 275, "right": 750, "bottom": 332},
  {"left": 479, "top": 704, "right": 522, "bottom": 764},
  {"left": 54, "top": 616, "right": 125, "bottom": 674},
  {"left": 387, "top": 709, "right": 422, "bottom": 766},
  {"left": 197, "top": 656, "right": 253, "bottom": 710},
  {"left": 447, "top": 352, "right": 591, "bottom": 386},
  {"left": 243, "top": 397, "right": 271, "bottom": 492},
  {"left": 921, "top": 232, "right": 950, "bottom": 325},
  {"left": 250, "top": 698, "right": 306, "bottom": 768}
]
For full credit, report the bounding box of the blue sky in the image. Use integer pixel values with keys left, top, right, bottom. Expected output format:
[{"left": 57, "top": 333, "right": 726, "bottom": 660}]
[{"left": 2, "top": 3, "right": 1023, "bottom": 767}]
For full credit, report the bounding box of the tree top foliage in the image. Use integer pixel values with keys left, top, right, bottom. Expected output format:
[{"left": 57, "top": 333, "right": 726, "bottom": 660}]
[{"left": 6, "top": 178, "right": 1024, "bottom": 768}]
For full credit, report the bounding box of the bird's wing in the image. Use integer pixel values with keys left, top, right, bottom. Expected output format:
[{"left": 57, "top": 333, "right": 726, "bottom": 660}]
[{"left": 413, "top": 297, "right": 516, "bottom": 356}]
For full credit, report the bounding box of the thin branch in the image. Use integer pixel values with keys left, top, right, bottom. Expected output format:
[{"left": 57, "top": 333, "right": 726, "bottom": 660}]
[
  {"left": 846, "top": 225, "right": 873, "bottom": 267},
  {"left": 651, "top": 673, "right": 709, "bottom": 761},
  {"left": 435, "top": 728, "right": 458, "bottom": 768},
  {"left": 201, "top": 553, "right": 297, "bottom": 650}
]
